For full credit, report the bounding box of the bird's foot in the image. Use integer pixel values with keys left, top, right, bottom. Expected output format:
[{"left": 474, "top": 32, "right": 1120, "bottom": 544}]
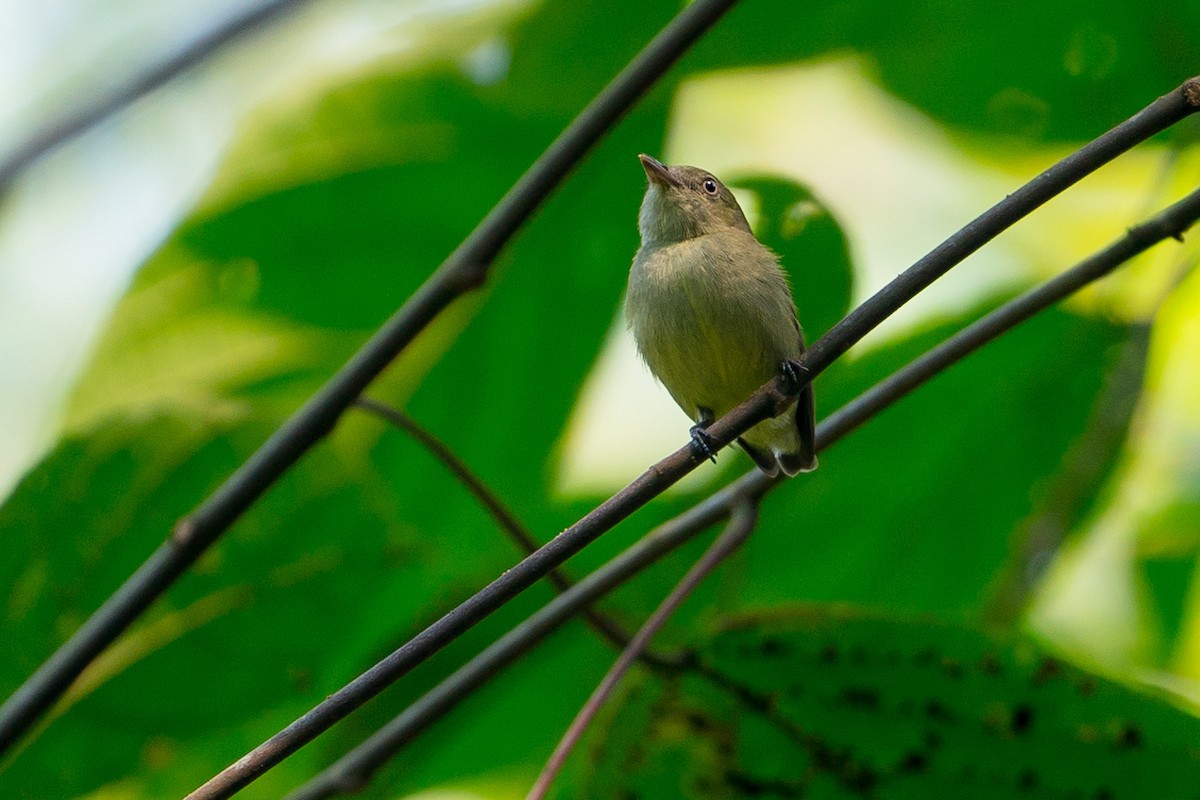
[
  {"left": 689, "top": 424, "right": 718, "bottom": 464},
  {"left": 690, "top": 407, "right": 717, "bottom": 463},
  {"left": 779, "top": 359, "right": 809, "bottom": 395}
]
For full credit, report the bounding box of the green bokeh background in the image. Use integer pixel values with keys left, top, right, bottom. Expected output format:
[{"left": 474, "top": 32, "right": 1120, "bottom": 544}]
[{"left": 2, "top": 0, "right": 1200, "bottom": 797}]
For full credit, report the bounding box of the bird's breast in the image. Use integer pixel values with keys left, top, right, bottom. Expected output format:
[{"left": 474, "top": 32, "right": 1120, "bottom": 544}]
[{"left": 626, "top": 237, "right": 797, "bottom": 419}]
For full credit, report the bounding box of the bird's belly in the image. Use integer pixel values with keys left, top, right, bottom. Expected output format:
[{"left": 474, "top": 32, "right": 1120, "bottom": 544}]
[
  {"left": 629, "top": 237, "right": 803, "bottom": 426},
  {"left": 638, "top": 293, "right": 781, "bottom": 421}
]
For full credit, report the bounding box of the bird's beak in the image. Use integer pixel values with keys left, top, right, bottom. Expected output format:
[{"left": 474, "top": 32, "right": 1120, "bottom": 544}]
[{"left": 639, "top": 154, "right": 682, "bottom": 188}]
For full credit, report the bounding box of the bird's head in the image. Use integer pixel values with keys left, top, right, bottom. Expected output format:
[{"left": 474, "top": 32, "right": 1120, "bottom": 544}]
[{"left": 637, "top": 154, "right": 752, "bottom": 246}]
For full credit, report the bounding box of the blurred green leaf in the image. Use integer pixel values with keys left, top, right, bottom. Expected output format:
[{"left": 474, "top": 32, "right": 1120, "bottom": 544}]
[
  {"left": 2, "top": 0, "right": 1196, "bottom": 797},
  {"left": 732, "top": 175, "right": 854, "bottom": 342},
  {"left": 705, "top": 0, "right": 1200, "bottom": 142},
  {"left": 1139, "top": 552, "right": 1199, "bottom": 665}
]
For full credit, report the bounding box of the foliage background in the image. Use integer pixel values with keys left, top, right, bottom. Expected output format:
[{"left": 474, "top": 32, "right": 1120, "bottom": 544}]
[{"left": 2, "top": 0, "right": 1200, "bottom": 797}]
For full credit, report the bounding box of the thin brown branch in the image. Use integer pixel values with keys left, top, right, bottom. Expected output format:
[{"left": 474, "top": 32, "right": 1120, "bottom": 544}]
[
  {"left": 526, "top": 497, "right": 758, "bottom": 800},
  {"left": 352, "top": 397, "right": 676, "bottom": 665},
  {"left": 985, "top": 241, "right": 1200, "bottom": 622},
  {"left": 353, "top": 399, "right": 550, "bottom": 576},
  {"left": 0, "top": 0, "right": 312, "bottom": 192}
]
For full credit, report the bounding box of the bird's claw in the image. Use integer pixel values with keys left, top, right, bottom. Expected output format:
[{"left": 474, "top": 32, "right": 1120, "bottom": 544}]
[
  {"left": 779, "top": 359, "right": 809, "bottom": 394},
  {"left": 689, "top": 424, "right": 718, "bottom": 464}
]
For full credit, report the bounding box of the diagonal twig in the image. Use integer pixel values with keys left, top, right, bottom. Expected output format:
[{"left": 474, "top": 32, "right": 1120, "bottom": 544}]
[
  {"left": 282, "top": 486, "right": 744, "bottom": 800},
  {"left": 0, "top": 0, "right": 313, "bottom": 193},
  {"left": 985, "top": 241, "right": 1200, "bottom": 622},
  {"left": 187, "top": 81, "right": 1200, "bottom": 799},
  {"left": 815, "top": 183, "right": 1200, "bottom": 445},
  {"left": 353, "top": 398, "right": 556, "bottom": 578},
  {"left": 526, "top": 496, "right": 759, "bottom": 800},
  {"left": 284, "top": 181, "right": 1200, "bottom": 800},
  {"left": 0, "top": 0, "right": 742, "bottom": 756},
  {"left": 352, "top": 397, "right": 673, "bottom": 664}
]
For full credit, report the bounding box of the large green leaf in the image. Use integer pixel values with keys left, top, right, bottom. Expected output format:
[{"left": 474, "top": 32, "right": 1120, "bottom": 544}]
[
  {"left": 704, "top": 0, "right": 1200, "bottom": 142},
  {"left": 730, "top": 175, "right": 854, "bottom": 343},
  {"left": 564, "top": 609, "right": 1200, "bottom": 799}
]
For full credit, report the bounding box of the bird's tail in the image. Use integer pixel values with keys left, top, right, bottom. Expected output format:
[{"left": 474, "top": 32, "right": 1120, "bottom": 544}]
[
  {"left": 738, "top": 437, "right": 780, "bottom": 477},
  {"left": 777, "top": 381, "right": 818, "bottom": 476}
]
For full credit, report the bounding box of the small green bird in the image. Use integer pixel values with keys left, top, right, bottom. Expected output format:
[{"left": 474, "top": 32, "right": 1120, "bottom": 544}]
[{"left": 626, "top": 154, "right": 817, "bottom": 477}]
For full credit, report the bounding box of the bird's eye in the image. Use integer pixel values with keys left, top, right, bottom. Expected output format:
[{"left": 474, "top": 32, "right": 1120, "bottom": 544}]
[{"left": 702, "top": 178, "right": 719, "bottom": 196}]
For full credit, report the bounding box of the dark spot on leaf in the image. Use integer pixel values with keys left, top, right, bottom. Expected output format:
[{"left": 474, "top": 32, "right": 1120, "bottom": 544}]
[
  {"left": 899, "top": 751, "right": 928, "bottom": 772},
  {"left": 685, "top": 711, "right": 711, "bottom": 732},
  {"left": 821, "top": 643, "right": 839, "bottom": 664},
  {"left": 725, "top": 770, "right": 802, "bottom": 797},
  {"left": 840, "top": 686, "right": 881, "bottom": 710},
  {"left": 741, "top": 691, "right": 771, "bottom": 713},
  {"left": 1033, "top": 657, "right": 1062, "bottom": 686},
  {"left": 1095, "top": 789, "right": 1115, "bottom": 800},
  {"left": 1115, "top": 722, "right": 1142, "bottom": 749},
  {"left": 1078, "top": 677, "right": 1097, "bottom": 696},
  {"left": 1012, "top": 704, "right": 1034, "bottom": 734},
  {"left": 1018, "top": 769, "right": 1039, "bottom": 791},
  {"left": 724, "top": 772, "right": 759, "bottom": 796},
  {"left": 980, "top": 652, "right": 1003, "bottom": 676},
  {"left": 842, "top": 763, "right": 879, "bottom": 793},
  {"left": 941, "top": 658, "right": 964, "bottom": 678},
  {"left": 925, "top": 700, "right": 955, "bottom": 723},
  {"left": 761, "top": 636, "right": 787, "bottom": 657},
  {"left": 914, "top": 647, "right": 939, "bottom": 666}
]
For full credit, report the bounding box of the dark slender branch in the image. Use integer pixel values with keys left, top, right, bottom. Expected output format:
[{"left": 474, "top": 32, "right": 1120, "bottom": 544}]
[
  {"left": 352, "top": 397, "right": 665, "bottom": 663},
  {"left": 984, "top": 325, "right": 1151, "bottom": 623},
  {"left": 526, "top": 497, "right": 758, "bottom": 800},
  {"left": 799, "top": 78, "right": 1200, "bottom": 383},
  {"left": 985, "top": 239, "right": 1200, "bottom": 622},
  {"left": 0, "top": 0, "right": 312, "bottom": 193},
  {"left": 817, "top": 184, "right": 1200, "bottom": 446},
  {"left": 185, "top": 81, "right": 1200, "bottom": 799},
  {"left": 282, "top": 484, "right": 748, "bottom": 800},
  {"left": 0, "top": 0, "right": 740, "bottom": 757},
  {"left": 354, "top": 398, "right": 555, "bottom": 581},
  {"left": 285, "top": 184, "right": 1200, "bottom": 800}
]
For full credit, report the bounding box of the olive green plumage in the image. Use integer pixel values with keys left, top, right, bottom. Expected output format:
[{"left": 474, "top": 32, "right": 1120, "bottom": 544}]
[{"left": 626, "top": 155, "right": 817, "bottom": 477}]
